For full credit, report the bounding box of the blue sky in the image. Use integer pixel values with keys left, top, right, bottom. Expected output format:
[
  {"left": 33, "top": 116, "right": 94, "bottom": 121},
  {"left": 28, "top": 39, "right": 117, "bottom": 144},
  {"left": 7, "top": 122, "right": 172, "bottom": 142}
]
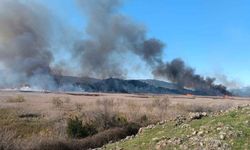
[{"left": 39, "top": 0, "right": 250, "bottom": 86}]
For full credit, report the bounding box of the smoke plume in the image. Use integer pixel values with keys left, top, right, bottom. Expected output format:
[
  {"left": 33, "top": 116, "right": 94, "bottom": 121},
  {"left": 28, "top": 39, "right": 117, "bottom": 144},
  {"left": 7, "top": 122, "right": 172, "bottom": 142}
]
[
  {"left": 74, "top": 0, "right": 164, "bottom": 78},
  {"left": 0, "top": 0, "right": 231, "bottom": 95},
  {"left": 153, "top": 58, "right": 231, "bottom": 95},
  {"left": 0, "top": 0, "right": 56, "bottom": 89}
]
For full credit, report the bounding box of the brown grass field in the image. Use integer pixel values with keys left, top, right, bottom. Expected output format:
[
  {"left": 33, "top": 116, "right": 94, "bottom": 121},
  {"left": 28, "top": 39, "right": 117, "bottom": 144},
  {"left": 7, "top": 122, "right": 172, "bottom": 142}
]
[{"left": 0, "top": 91, "right": 250, "bottom": 150}]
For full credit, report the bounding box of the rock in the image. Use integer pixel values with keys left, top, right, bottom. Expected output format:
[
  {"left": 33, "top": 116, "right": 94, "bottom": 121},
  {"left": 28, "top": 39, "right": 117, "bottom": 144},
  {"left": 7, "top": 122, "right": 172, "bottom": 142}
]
[
  {"left": 152, "top": 137, "right": 160, "bottom": 142},
  {"left": 197, "top": 131, "right": 204, "bottom": 136},
  {"left": 155, "top": 140, "right": 167, "bottom": 150},
  {"left": 174, "top": 115, "right": 187, "bottom": 126},
  {"left": 158, "top": 120, "right": 167, "bottom": 125},
  {"left": 217, "top": 122, "right": 224, "bottom": 127},
  {"left": 138, "top": 127, "right": 144, "bottom": 134},
  {"left": 115, "top": 146, "right": 123, "bottom": 150},
  {"left": 216, "top": 127, "right": 222, "bottom": 131},
  {"left": 172, "top": 137, "right": 183, "bottom": 145},
  {"left": 220, "top": 134, "right": 225, "bottom": 140},
  {"left": 180, "top": 124, "right": 190, "bottom": 129},
  {"left": 192, "top": 131, "right": 198, "bottom": 135},
  {"left": 179, "top": 144, "right": 189, "bottom": 150},
  {"left": 125, "top": 135, "right": 134, "bottom": 140},
  {"left": 147, "top": 124, "right": 155, "bottom": 129},
  {"left": 244, "top": 120, "right": 249, "bottom": 126},
  {"left": 189, "top": 112, "right": 207, "bottom": 120},
  {"left": 201, "top": 112, "right": 208, "bottom": 117}
]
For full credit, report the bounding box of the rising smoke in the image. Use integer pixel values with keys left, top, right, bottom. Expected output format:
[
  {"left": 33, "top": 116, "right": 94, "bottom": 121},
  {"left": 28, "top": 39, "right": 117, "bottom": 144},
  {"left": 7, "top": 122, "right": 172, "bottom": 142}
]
[
  {"left": 152, "top": 59, "right": 231, "bottom": 95},
  {"left": 0, "top": 0, "right": 57, "bottom": 89},
  {"left": 0, "top": 0, "right": 231, "bottom": 95},
  {"left": 74, "top": 0, "right": 164, "bottom": 78}
]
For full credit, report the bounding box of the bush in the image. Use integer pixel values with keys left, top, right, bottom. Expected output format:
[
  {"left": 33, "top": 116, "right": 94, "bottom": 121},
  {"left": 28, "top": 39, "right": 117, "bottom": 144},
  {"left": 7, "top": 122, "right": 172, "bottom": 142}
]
[
  {"left": 66, "top": 117, "right": 97, "bottom": 139},
  {"left": 138, "top": 114, "right": 149, "bottom": 126},
  {"left": 125, "top": 122, "right": 141, "bottom": 135},
  {"left": 35, "top": 126, "right": 138, "bottom": 150},
  {"left": 75, "top": 103, "right": 83, "bottom": 112},
  {"left": 110, "top": 114, "right": 128, "bottom": 128},
  {"left": 35, "top": 128, "right": 127, "bottom": 150},
  {"left": 152, "top": 96, "right": 170, "bottom": 120},
  {"left": 52, "top": 97, "right": 63, "bottom": 108}
]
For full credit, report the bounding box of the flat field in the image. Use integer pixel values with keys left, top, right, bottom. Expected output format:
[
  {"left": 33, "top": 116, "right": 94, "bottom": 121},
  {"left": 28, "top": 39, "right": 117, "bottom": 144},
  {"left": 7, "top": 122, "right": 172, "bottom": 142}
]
[{"left": 0, "top": 91, "right": 249, "bottom": 150}]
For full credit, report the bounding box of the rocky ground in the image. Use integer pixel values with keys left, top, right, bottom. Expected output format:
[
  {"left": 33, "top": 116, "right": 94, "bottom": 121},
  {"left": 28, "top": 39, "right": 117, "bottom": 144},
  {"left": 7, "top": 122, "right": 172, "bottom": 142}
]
[{"left": 103, "top": 104, "right": 250, "bottom": 150}]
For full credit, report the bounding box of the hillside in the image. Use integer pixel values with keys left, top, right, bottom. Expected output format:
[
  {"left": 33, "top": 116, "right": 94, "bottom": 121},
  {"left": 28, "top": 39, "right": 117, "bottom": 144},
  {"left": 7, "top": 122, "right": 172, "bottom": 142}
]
[
  {"left": 52, "top": 76, "right": 229, "bottom": 96},
  {"left": 104, "top": 105, "right": 250, "bottom": 150}
]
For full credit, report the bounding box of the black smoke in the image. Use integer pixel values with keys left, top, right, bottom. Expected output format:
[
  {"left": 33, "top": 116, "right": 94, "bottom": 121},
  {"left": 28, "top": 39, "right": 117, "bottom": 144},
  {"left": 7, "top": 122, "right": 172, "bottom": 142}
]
[
  {"left": 0, "top": 0, "right": 59, "bottom": 89},
  {"left": 74, "top": 0, "right": 164, "bottom": 78},
  {"left": 0, "top": 0, "right": 53, "bottom": 75},
  {"left": 153, "top": 59, "right": 232, "bottom": 95},
  {"left": 0, "top": 0, "right": 232, "bottom": 95}
]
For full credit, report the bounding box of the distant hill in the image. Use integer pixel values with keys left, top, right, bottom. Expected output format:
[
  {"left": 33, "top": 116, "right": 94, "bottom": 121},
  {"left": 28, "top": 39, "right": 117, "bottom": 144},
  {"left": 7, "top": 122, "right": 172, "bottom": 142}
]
[
  {"left": 51, "top": 75, "right": 227, "bottom": 96},
  {"left": 140, "top": 79, "right": 178, "bottom": 89},
  {"left": 230, "top": 87, "right": 250, "bottom": 97}
]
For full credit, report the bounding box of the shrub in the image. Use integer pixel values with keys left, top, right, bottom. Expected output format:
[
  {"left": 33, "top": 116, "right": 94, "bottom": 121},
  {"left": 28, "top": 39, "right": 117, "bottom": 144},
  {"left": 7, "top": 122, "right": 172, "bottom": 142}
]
[
  {"left": 66, "top": 116, "right": 97, "bottom": 139},
  {"left": 18, "top": 113, "right": 40, "bottom": 118},
  {"left": 36, "top": 127, "right": 140, "bottom": 150},
  {"left": 52, "top": 97, "right": 63, "bottom": 108},
  {"left": 138, "top": 114, "right": 149, "bottom": 125},
  {"left": 229, "top": 111, "right": 237, "bottom": 118},
  {"left": 75, "top": 103, "right": 83, "bottom": 112},
  {"left": 152, "top": 96, "right": 171, "bottom": 120},
  {"left": 175, "top": 103, "right": 234, "bottom": 113},
  {"left": 125, "top": 122, "right": 141, "bottom": 135},
  {"left": 110, "top": 114, "right": 128, "bottom": 127},
  {"left": 95, "top": 99, "right": 116, "bottom": 129},
  {"left": 35, "top": 128, "right": 127, "bottom": 150}
]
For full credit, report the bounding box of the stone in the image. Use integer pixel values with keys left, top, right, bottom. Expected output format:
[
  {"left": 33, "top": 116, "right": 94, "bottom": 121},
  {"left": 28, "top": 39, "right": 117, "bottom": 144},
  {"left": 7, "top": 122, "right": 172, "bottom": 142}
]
[
  {"left": 197, "top": 131, "right": 204, "bottom": 136},
  {"left": 152, "top": 137, "right": 160, "bottom": 142},
  {"left": 192, "top": 131, "right": 198, "bottom": 135},
  {"left": 220, "top": 134, "right": 225, "bottom": 140},
  {"left": 189, "top": 112, "right": 208, "bottom": 120}
]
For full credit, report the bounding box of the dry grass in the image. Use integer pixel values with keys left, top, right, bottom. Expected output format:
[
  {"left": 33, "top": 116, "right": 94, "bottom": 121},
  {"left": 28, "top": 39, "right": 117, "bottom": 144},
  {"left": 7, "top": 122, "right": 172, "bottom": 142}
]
[
  {"left": 0, "top": 129, "right": 18, "bottom": 150},
  {"left": 0, "top": 91, "right": 249, "bottom": 149},
  {"left": 6, "top": 95, "right": 25, "bottom": 103},
  {"left": 52, "top": 97, "right": 64, "bottom": 109},
  {"left": 175, "top": 102, "right": 234, "bottom": 113}
]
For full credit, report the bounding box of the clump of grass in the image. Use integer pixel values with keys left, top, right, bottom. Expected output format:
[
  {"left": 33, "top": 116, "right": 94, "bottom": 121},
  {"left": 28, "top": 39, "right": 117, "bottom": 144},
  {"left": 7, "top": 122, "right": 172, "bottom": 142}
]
[
  {"left": 6, "top": 95, "right": 25, "bottom": 103},
  {"left": 152, "top": 96, "right": 171, "bottom": 120},
  {"left": 52, "top": 97, "right": 64, "bottom": 108},
  {"left": 35, "top": 128, "right": 128, "bottom": 150},
  {"left": 67, "top": 116, "right": 97, "bottom": 139},
  {"left": 95, "top": 98, "right": 115, "bottom": 129},
  {"left": 18, "top": 113, "right": 40, "bottom": 118},
  {"left": 75, "top": 103, "right": 84, "bottom": 112},
  {"left": 175, "top": 103, "right": 211, "bottom": 113},
  {"left": 64, "top": 97, "right": 71, "bottom": 103},
  {"left": 0, "top": 129, "right": 18, "bottom": 150},
  {"left": 138, "top": 114, "right": 149, "bottom": 126},
  {"left": 175, "top": 103, "right": 234, "bottom": 113}
]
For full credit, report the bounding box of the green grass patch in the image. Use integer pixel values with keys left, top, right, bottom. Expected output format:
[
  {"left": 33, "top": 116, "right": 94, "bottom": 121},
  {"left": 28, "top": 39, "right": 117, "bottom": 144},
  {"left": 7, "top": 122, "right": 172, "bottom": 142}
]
[{"left": 105, "top": 107, "right": 250, "bottom": 150}]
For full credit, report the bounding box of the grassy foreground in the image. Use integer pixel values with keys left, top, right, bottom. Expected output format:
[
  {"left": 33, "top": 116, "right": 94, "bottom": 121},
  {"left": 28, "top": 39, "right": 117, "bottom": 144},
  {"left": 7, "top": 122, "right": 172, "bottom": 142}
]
[{"left": 104, "top": 105, "right": 250, "bottom": 150}]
